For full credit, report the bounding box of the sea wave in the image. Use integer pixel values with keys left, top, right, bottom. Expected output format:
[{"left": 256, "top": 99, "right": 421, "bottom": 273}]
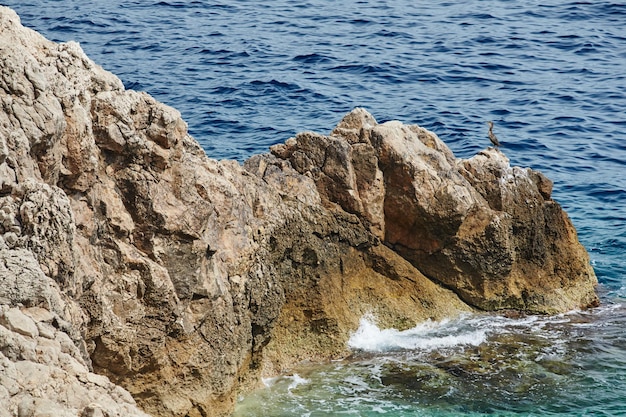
[{"left": 347, "top": 315, "right": 488, "bottom": 352}]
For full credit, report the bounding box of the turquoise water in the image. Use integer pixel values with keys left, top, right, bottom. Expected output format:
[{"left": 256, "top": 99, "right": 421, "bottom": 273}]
[
  {"left": 234, "top": 306, "right": 626, "bottom": 416},
  {"left": 4, "top": 1, "right": 625, "bottom": 415}
]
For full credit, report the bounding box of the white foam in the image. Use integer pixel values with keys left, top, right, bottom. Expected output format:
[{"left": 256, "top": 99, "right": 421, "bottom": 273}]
[
  {"left": 347, "top": 315, "right": 488, "bottom": 353},
  {"left": 261, "top": 376, "right": 278, "bottom": 388},
  {"left": 261, "top": 373, "right": 309, "bottom": 391},
  {"left": 286, "top": 374, "right": 309, "bottom": 392}
]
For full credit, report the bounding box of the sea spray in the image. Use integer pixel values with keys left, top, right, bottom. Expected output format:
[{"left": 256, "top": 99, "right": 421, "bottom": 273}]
[
  {"left": 237, "top": 307, "right": 626, "bottom": 416},
  {"left": 261, "top": 374, "right": 310, "bottom": 391},
  {"left": 348, "top": 314, "right": 488, "bottom": 353},
  {"left": 3, "top": 1, "right": 625, "bottom": 415}
]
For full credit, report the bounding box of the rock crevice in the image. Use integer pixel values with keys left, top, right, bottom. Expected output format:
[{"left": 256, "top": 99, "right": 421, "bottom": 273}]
[{"left": 0, "top": 6, "right": 597, "bottom": 417}]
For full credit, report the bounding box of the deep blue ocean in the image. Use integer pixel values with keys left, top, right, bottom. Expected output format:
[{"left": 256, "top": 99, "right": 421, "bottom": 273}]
[{"left": 4, "top": 1, "right": 625, "bottom": 415}]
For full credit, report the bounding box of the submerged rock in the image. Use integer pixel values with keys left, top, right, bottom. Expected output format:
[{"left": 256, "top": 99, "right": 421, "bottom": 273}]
[{"left": 0, "top": 5, "right": 597, "bottom": 417}]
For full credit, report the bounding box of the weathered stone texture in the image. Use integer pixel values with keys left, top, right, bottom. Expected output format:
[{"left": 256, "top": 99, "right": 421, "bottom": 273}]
[
  {"left": 0, "top": 5, "right": 597, "bottom": 417},
  {"left": 0, "top": 305, "right": 149, "bottom": 417},
  {"left": 273, "top": 107, "right": 598, "bottom": 314}
]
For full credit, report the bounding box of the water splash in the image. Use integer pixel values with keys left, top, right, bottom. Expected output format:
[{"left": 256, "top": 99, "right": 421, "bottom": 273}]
[
  {"left": 347, "top": 314, "right": 488, "bottom": 352},
  {"left": 237, "top": 307, "right": 626, "bottom": 416},
  {"left": 262, "top": 373, "right": 310, "bottom": 392}
]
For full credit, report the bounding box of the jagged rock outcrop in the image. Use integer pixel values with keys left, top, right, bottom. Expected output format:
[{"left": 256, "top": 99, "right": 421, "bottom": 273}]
[
  {"left": 271, "top": 109, "right": 598, "bottom": 313},
  {"left": 0, "top": 6, "right": 597, "bottom": 417}
]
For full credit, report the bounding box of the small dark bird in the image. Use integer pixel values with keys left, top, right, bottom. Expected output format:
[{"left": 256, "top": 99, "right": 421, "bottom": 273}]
[{"left": 487, "top": 121, "right": 500, "bottom": 147}]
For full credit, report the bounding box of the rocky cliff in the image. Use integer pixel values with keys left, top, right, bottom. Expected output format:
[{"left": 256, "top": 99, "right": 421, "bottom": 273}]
[{"left": 0, "top": 6, "right": 598, "bottom": 417}]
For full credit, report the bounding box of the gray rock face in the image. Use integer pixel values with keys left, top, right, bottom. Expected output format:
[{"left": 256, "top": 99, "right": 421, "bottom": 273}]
[
  {"left": 0, "top": 305, "right": 149, "bottom": 417},
  {"left": 0, "top": 308, "right": 39, "bottom": 338},
  {"left": 0, "top": 5, "right": 597, "bottom": 417}
]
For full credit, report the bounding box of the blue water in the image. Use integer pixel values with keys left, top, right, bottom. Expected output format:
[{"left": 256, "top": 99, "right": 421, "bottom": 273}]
[{"left": 4, "top": 1, "right": 625, "bottom": 415}]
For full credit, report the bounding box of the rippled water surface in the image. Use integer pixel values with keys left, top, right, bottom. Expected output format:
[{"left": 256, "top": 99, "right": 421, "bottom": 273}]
[
  {"left": 235, "top": 305, "right": 626, "bottom": 416},
  {"left": 4, "top": 1, "right": 625, "bottom": 415}
]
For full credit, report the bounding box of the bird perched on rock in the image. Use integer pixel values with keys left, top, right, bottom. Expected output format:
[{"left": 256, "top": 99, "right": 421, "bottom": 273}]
[{"left": 487, "top": 121, "right": 500, "bottom": 147}]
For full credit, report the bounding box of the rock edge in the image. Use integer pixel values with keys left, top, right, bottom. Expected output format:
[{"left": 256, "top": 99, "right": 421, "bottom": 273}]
[{"left": 0, "top": 6, "right": 597, "bottom": 417}]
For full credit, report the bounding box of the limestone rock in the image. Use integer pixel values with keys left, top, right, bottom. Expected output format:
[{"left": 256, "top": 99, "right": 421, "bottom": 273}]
[
  {"left": 272, "top": 108, "right": 598, "bottom": 313},
  {"left": 0, "top": 5, "right": 598, "bottom": 417},
  {"left": 0, "top": 305, "right": 149, "bottom": 417},
  {"left": 0, "top": 308, "right": 38, "bottom": 338}
]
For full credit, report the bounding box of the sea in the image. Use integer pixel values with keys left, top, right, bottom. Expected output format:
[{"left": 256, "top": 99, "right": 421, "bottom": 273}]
[{"left": 3, "top": 1, "right": 625, "bottom": 416}]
